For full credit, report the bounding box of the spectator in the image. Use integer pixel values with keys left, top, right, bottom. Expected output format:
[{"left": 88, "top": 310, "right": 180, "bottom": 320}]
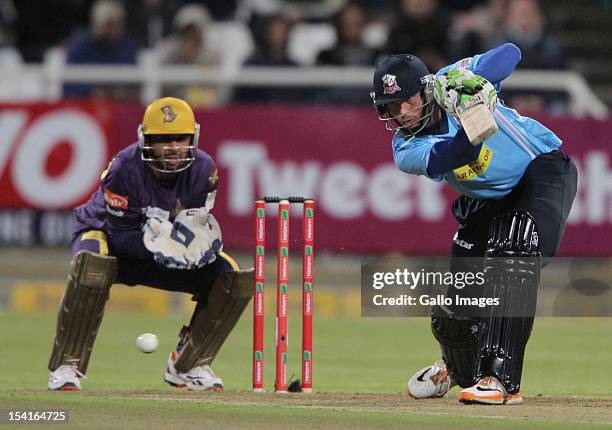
[
  {"left": 189, "top": 0, "right": 240, "bottom": 21},
  {"left": 285, "top": 0, "right": 347, "bottom": 22},
  {"left": 14, "top": 0, "right": 88, "bottom": 62},
  {"left": 156, "top": 4, "right": 220, "bottom": 66},
  {"left": 234, "top": 14, "right": 311, "bottom": 103},
  {"left": 155, "top": 4, "right": 224, "bottom": 106},
  {"left": 125, "top": 0, "right": 181, "bottom": 49},
  {"left": 238, "top": 1, "right": 299, "bottom": 51},
  {"left": 385, "top": 0, "right": 448, "bottom": 72},
  {"left": 63, "top": 0, "right": 137, "bottom": 99},
  {"left": 237, "top": 0, "right": 346, "bottom": 23},
  {"left": 316, "top": 2, "right": 377, "bottom": 66},
  {"left": 447, "top": 0, "right": 507, "bottom": 61},
  {"left": 501, "top": 0, "right": 565, "bottom": 69},
  {"left": 237, "top": 0, "right": 344, "bottom": 49},
  {"left": 351, "top": 0, "right": 398, "bottom": 21},
  {"left": 499, "top": 0, "right": 568, "bottom": 112},
  {"left": 243, "top": 14, "right": 296, "bottom": 66},
  {"left": 0, "top": 0, "right": 17, "bottom": 48}
]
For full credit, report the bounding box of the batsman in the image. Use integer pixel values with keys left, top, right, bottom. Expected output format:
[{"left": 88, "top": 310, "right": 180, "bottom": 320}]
[
  {"left": 371, "top": 43, "right": 577, "bottom": 404},
  {"left": 48, "top": 97, "right": 252, "bottom": 391}
]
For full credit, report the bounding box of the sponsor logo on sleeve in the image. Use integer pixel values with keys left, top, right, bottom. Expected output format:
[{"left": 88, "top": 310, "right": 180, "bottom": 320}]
[
  {"left": 103, "top": 187, "right": 129, "bottom": 209},
  {"left": 452, "top": 144, "right": 493, "bottom": 181}
]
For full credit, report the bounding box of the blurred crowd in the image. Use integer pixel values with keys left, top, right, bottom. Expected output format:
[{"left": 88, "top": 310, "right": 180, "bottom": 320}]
[{"left": 0, "top": 0, "right": 569, "bottom": 111}]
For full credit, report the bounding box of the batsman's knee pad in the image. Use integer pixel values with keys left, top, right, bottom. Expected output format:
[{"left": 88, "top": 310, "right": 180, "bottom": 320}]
[
  {"left": 487, "top": 210, "right": 541, "bottom": 270},
  {"left": 431, "top": 305, "right": 479, "bottom": 388},
  {"left": 477, "top": 211, "right": 541, "bottom": 393},
  {"left": 174, "top": 269, "right": 253, "bottom": 373},
  {"left": 49, "top": 251, "right": 117, "bottom": 373},
  {"left": 484, "top": 210, "right": 541, "bottom": 319}
]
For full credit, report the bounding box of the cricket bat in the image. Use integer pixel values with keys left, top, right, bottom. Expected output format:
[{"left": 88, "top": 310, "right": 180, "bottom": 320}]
[{"left": 455, "top": 92, "right": 498, "bottom": 145}]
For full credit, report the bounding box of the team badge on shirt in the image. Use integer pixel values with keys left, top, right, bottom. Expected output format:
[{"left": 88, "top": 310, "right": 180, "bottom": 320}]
[{"left": 382, "top": 74, "right": 401, "bottom": 95}]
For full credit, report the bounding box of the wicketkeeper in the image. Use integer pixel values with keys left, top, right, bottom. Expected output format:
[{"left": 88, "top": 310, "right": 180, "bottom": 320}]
[
  {"left": 371, "top": 43, "right": 577, "bottom": 404},
  {"left": 48, "top": 97, "right": 252, "bottom": 391}
]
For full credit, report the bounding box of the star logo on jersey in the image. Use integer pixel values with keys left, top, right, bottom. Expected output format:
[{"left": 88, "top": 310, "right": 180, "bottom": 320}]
[
  {"left": 170, "top": 198, "right": 184, "bottom": 221},
  {"left": 208, "top": 168, "right": 219, "bottom": 188},
  {"left": 382, "top": 74, "right": 401, "bottom": 95},
  {"left": 161, "top": 106, "right": 177, "bottom": 123}
]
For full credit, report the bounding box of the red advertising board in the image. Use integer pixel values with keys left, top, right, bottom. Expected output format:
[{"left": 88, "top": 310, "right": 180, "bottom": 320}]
[
  {"left": 0, "top": 102, "right": 610, "bottom": 255},
  {"left": 0, "top": 101, "right": 113, "bottom": 209}
]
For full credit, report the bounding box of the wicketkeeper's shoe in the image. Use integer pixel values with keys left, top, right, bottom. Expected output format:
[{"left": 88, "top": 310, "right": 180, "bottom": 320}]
[
  {"left": 164, "top": 352, "right": 224, "bottom": 392},
  {"left": 48, "top": 365, "right": 84, "bottom": 391},
  {"left": 458, "top": 376, "right": 523, "bottom": 405},
  {"left": 407, "top": 360, "right": 454, "bottom": 398}
]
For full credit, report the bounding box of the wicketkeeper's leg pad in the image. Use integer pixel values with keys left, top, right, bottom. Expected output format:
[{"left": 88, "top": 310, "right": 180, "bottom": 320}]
[
  {"left": 476, "top": 211, "right": 541, "bottom": 394},
  {"left": 48, "top": 251, "right": 117, "bottom": 373},
  {"left": 174, "top": 269, "right": 253, "bottom": 373}
]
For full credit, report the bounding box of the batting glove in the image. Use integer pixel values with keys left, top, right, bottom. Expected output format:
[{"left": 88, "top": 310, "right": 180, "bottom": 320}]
[{"left": 434, "top": 68, "right": 497, "bottom": 114}]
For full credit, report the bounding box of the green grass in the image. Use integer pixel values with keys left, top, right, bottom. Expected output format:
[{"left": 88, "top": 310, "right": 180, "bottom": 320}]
[
  {"left": 0, "top": 312, "right": 610, "bottom": 429},
  {"left": 1, "top": 312, "right": 610, "bottom": 396},
  {"left": 1, "top": 393, "right": 610, "bottom": 430}
]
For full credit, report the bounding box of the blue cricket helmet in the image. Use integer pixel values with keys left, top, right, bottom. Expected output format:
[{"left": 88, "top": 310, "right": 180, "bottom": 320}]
[
  {"left": 372, "top": 54, "right": 430, "bottom": 106},
  {"left": 370, "top": 54, "right": 436, "bottom": 138}
]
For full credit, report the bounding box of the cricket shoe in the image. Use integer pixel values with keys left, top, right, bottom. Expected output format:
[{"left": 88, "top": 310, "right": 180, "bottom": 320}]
[
  {"left": 458, "top": 376, "right": 523, "bottom": 405},
  {"left": 407, "top": 360, "right": 454, "bottom": 398},
  {"left": 48, "top": 365, "right": 85, "bottom": 391},
  {"left": 164, "top": 352, "right": 224, "bottom": 392}
]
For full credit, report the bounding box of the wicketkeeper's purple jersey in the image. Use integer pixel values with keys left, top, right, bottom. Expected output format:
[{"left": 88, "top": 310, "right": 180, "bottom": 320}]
[{"left": 73, "top": 143, "right": 219, "bottom": 260}]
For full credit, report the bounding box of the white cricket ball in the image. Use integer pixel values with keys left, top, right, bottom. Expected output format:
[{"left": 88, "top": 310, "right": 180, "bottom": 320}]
[{"left": 136, "top": 333, "right": 159, "bottom": 354}]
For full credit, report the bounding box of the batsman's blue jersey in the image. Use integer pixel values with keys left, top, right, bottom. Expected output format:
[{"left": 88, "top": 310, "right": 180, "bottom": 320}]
[{"left": 392, "top": 44, "right": 562, "bottom": 199}]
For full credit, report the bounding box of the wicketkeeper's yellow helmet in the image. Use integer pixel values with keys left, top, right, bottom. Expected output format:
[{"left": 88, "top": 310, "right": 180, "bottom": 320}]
[
  {"left": 137, "top": 97, "right": 200, "bottom": 173},
  {"left": 141, "top": 97, "right": 197, "bottom": 135}
]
